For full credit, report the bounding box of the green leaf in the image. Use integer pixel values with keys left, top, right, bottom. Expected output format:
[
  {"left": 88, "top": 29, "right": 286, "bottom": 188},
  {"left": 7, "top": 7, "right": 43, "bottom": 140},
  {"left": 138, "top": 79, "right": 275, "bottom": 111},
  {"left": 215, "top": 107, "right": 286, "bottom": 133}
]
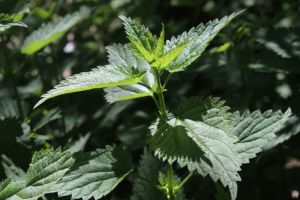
[
  {"left": 0, "top": 12, "right": 27, "bottom": 33},
  {"left": 55, "top": 145, "right": 133, "bottom": 200},
  {"left": 165, "top": 10, "right": 243, "bottom": 72},
  {"left": 175, "top": 96, "right": 233, "bottom": 134},
  {"left": 0, "top": 178, "right": 25, "bottom": 200},
  {"left": 149, "top": 115, "right": 206, "bottom": 164},
  {"left": 153, "top": 25, "right": 165, "bottom": 57},
  {"left": 105, "top": 84, "right": 152, "bottom": 102},
  {"left": 130, "top": 40, "right": 155, "bottom": 62},
  {"left": 1, "top": 148, "right": 74, "bottom": 200},
  {"left": 68, "top": 133, "right": 91, "bottom": 154},
  {"left": 215, "top": 183, "right": 231, "bottom": 200},
  {"left": 34, "top": 64, "right": 145, "bottom": 108},
  {"left": 32, "top": 108, "right": 62, "bottom": 131},
  {"left": 150, "top": 97, "right": 243, "bottom": 200},
  {"left": 256, "top": 28, "right": 300, "bottom": 58},
  {"left": 104, "top": 44, "right": 154, "bottom": 102},
  {"left": 263, "top": 120, "right": 300, "bottom": 151},
  {"left": 0, "top": 99, "right": 20, "bottom": 120},
  {"left": 180, "top": 119, "right": 241, "bottom": 200},
  {"left": 233, "top": 109, "right": 292, "bottom": 164},
  {"left": 120, "top": 15, "right": 156, "bottom": 62},
  {"left": 1, "top": 155, "right": 25, "bottom": 179},
  {"left": 152, "top": 42, "right": 188, "bottom": 69},
  {"left": 130, "top": 149, "right": 165, "bottom": 200},
  {"left": 21, "top": 7, "right": 90, "bottom": 55}
]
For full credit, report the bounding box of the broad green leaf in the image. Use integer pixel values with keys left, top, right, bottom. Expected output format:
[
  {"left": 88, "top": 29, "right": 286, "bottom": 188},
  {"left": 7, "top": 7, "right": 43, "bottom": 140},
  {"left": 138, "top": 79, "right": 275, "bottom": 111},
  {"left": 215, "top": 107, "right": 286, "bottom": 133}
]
[
  {"left": 152, "top": 42, "right": 188, "bottom": 69},
  {"left": 1, "top": 148, "right": 74, "bottom": 200},
  {"left": 180, "top": 119, "right": 241, "bottom": 200},
  {"left": 106, "top": 43, "right": 152, "bottom": 73},
  {"left": 149, "top": 115, "right": 206, "bottom": 164},
  {"left": 55, "top": 146, "right": 133, "bottom": 200},
  {"left": 34, "top": 64, "right": 145, "bottom": 108},
  {"left": 150, "top": 115, "right": 242, "bottom": 200},
  {"left": 104, "top": 44, "right": 154, "bottom": 102},
  {"left": 21, "top": 7, "right": 90, "bottom": 55},
  {"left": 150, "top": 96, "right": 243, "bottom": 199},
  {"left": 233, "top": 109, "right": 292, "bottom": 164},
  {"left": 0, "top": 13, "right": 27, "bottom": 33},
  {"left": 176, "top": 96, "right": 233, "bottom": 134},
  {"left": 165, "top": 10, "right": 243, "bottom": 72}
]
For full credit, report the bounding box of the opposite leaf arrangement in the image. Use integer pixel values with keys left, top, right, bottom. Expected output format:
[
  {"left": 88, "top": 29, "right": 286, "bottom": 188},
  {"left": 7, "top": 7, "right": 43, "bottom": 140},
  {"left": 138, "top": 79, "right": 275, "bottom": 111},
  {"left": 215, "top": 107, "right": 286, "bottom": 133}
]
[{"left": 0, "top": 10, "right": 293, "bottom": 200}]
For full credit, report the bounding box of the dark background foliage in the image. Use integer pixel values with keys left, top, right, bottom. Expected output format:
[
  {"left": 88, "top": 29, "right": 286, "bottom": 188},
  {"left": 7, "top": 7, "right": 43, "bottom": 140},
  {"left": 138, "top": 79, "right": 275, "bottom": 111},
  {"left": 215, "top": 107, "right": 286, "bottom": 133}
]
[{"left": 1, "top": 0, "right": 300, "bottom": 199}]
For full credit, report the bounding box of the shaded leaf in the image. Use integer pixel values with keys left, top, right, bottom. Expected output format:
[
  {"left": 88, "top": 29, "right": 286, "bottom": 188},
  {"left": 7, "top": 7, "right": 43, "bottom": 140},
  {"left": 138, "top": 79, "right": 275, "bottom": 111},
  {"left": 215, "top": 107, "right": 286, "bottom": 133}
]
[
  {"left": 1, "top": 148, "right": 74, "bottom": 200},
  {"left": 55, "top": 146, "right": 133, "bottom": 200},
  {"left": 21, "top": 7, "right": 90, "bottom": 55}
]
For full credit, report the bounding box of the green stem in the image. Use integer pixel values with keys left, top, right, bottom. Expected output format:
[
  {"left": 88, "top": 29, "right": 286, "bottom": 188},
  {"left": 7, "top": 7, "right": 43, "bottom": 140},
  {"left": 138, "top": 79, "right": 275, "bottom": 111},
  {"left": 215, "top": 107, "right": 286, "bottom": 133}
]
[
  {"left": 1, "top": 36, "right": 24, "bottom": 119},
  {"left": 167, "top": 164, "right": 175, "bottom": 200},
  {"left": 153, "top": 68, "right": 167, "bottom": 115},
  {"left": 163, "top": 73, "right": 172, "bottom": 89},
  {"left": 176, "top": 171, "right": 193, "bottom": 191},
  {"left": 152, "top": 95, "right": 161, "bottom": 111}
]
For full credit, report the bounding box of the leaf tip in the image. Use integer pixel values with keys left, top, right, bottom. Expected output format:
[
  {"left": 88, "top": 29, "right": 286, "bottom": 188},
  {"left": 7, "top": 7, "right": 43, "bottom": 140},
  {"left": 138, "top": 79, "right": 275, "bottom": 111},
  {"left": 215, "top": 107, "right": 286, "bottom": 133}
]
[{"left": 33, "top": 98, "right": 47, "bottom": 109}]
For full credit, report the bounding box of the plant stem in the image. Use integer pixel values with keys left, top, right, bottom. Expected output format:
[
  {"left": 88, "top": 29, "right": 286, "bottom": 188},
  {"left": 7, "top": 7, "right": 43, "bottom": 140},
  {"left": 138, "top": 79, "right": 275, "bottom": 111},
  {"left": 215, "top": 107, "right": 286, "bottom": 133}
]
[
  {"left": 167, "top": 164, "right": 175, "bottom": 200},
  {"left": 153, "top": 68, "right": 167, "bottom": 115},
  {"left": 1, "top": 36, "right": 24, "bottom": 119},
  {"left": 163, "top": 73, "right": 172, "bottom": 89},
  {"left": 176, "top": 171, "right": 193, "bottom": 190},
  {"left": 152, "top": 95, "right": 161, "bottom": 111}
]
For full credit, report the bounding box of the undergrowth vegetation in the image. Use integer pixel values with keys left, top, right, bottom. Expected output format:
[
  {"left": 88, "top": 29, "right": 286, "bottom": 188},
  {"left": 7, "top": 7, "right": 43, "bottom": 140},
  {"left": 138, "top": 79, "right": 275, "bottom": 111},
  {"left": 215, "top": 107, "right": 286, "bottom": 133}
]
[{"left": 1, "top": 1, "right": 300, "bottom": 200}]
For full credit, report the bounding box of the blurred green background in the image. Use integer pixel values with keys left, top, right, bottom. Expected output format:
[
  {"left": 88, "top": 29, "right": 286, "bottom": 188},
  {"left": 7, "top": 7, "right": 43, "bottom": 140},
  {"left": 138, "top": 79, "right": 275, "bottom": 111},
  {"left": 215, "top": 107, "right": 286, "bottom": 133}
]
[{"left": 1, "top": 0, "right": 300, "bottom": 199}]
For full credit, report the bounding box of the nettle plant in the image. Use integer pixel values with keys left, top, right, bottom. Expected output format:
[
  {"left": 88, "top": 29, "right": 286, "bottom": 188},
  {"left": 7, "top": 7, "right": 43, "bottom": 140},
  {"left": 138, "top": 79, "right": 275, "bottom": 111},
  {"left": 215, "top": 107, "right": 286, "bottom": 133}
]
[{"left": 0, "top": 11, "right": 292, "bottom": 200}]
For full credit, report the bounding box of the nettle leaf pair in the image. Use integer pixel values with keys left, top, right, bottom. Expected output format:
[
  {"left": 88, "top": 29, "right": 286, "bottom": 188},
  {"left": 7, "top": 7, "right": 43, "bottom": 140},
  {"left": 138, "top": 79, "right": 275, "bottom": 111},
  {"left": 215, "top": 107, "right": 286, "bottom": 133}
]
[{"left": 10, "top": 10, "right": 290, "bottom": 200}]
